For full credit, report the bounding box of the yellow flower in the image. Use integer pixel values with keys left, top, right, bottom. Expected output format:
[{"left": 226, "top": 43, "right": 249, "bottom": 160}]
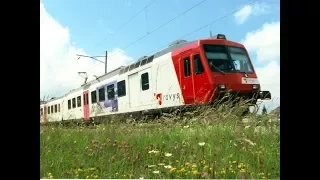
[
  {"left": 240, "top": 169, "right": 246, "bottom": 173},
  {"left": 192, "top": 170, "right": 198, "bottom": 175},
  {"left": 185, "top": 162, "right": 190, "bottom": 166},
  {"left": 169, "top": 167, "right": 176, "bottom": 173},
  {"left": 77, "top": 168, "right": 83, "bottom": 172},
  {"left": 192, "top": 163, "right": 197, "bottom": 168},
  {"left": 179, "top": 168, "right": 185, "bottom": 172},
  {"left": 204, "top": 165, "right": 209, "bottom": 169}
]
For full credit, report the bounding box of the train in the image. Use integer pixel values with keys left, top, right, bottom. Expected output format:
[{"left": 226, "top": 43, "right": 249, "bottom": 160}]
[{"left": 40, "top": 34, "right": 271, "bottom": 124}]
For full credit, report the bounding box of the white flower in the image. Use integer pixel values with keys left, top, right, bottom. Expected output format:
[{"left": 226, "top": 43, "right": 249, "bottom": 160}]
[
  {"left": 158, "top": 163, "right": 165, "bottom": 166},
  {"left": 198, "top": 142, "right": 205, "bottom": 146},
  {"left": 165, "top": 152, "right": 172, "bottom": 157},
  {"left": 153, "top": 170, "right": 160, "bottom": 174},
  {"left": 148, "top": 150, "right": 159, "bottom": 154},
  {"left": 164, "top": 165, "right": 172, "bottom": 169},
  {"left": 183, "top": 125, "right": 189, "bottom": 128},
  {"left": 148, "top": 165, "right": 156, "bottom": 168}
]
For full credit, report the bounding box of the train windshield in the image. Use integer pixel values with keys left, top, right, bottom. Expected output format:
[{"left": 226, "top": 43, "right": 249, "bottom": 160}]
[{"left": 203, "top": 45, "right": 254, "bottom": 73}]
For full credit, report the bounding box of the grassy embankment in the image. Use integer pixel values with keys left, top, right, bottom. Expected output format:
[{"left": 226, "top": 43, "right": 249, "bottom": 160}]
[{"left": 40, "top": 103, "right": 280, "bottom": 179}]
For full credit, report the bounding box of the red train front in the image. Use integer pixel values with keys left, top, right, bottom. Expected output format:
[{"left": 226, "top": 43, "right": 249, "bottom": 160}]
[{"left": 171, "top": 34, "right": 271, "bottom": 105}]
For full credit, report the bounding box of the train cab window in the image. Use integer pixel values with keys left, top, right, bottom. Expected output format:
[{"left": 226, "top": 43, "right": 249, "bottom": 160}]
[
  {"left": 55, "top": 105, "right": 57, "bottom": 113},
  {"left": 51, "top": 106, "right": 53, "bottom": 114},
  {"left": 68, "top": 100, "right": 71, "bottom": 109},
  {"left": 72, "top": 98, "right": 76, "bottom": 108},
  {"left": 48, "top": 107, "right": 50, "bottom": 114},
  {"left": 117, "top": 80, "right": 126, "bottom": 97},
  {"left": 77, "top": 96, "right": 81, "bottom": 107},
  {"left": 141, "top": 72, "right": 149, "bottom": 91},
  {"left": 99, "top": 87, "right": 105, "bottom": 102},
  {"left": 194, "top": 54, "right": 204, "bottom": 74},
  {"left": 58, "top": 104, "right": 60, "bottom": 112},
  {"left": 91, "top": 90, "right": 97, "bottom": 104},
  {"left": 107, "top": 84, "right": 115, "bottom": 99},
  {"left": 184, "top": 57, "right": 191, "bottom": 77}
]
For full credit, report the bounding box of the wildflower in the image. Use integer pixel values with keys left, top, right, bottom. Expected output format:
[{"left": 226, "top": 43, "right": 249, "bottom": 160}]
[
  {"left": 179, "top": 168, "right": 185, "bottom": 173},
  {"left": 148, "top": 150, "right": 159, "bottom": 154},
  {"left": 192, "top": 163, "right": 197, "bottom": 168},
  {"left": 238, "top": 163, "right": 245, "bottom": 169},
  {"left": 221, "top": 168, "right": 226, "bottom": 174},
  {"left": 47, "top": 173, "right": 53, "bottom": 179},
  {"left": 148, "top": 165, "right": 156, "bottom": 168},
  {"left": 153, "top": 170, "right": 160, "bottom": 174},
  {"left": 198, "top": 142, "right": 205, "bottom": 146},
  {"left": 139, "top": 177, "right": 144, "bottom": 179},
  {"left": 165, "top": 152, "right": 172, "bottom": 157},
  {"left": 192, "top": 170, "right": 198, "bottom": 175},
  {"left": 158, "top": 163, "right": 165, "bottom": 166},
  {"left": 169, "top": 167, "right": 176, "bottom": 173},
  {"left": 240, "top": 169, "right": 246, "bottom": 173},
  {"left": 77, "top": 168, "right": 83, "bottom": 172},
  {"left": 164, "top": 165, "right": 172, "bottom": 169},
  {"left": 185, "top": 162, "right": 190, "bottom": 166},
  {"left": 204, "top": 165, "right": 209, "bottom": 169},
  {"left": 232, "top": 161, "right": 237, "bottom": 164},
  {"left": 183, "top": 125, "right": 189, "bottom": 128},
  {"left": 89, "top": 167, "right": 96, "bottom": 171}
]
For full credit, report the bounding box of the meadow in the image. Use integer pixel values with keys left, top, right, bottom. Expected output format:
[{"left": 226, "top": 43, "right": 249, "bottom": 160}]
[{"left": 40, "top": 103, "right": 280, "bottom": 179}]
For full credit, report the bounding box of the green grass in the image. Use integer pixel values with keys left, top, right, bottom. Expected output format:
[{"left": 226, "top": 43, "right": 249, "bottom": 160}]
[{"left": 40, "top": 106, "right": 280, "bottom": 179}]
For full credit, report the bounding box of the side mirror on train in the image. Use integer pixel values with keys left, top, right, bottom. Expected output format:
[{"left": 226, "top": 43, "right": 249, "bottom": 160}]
[{"left": 259, "top": 91, "right": 272, "bottom": 100}]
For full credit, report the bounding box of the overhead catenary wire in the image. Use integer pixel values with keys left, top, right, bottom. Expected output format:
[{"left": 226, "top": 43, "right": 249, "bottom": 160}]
[
  {"left": 91, "top": 0, "right": 157, "bottom": 50},
  {"left": 144, "top": 0, "right": 259, "bottom": 57},
  {"left": 86, "top": 0, "right": 258, "bottom": 74},
  {"left": 86, "top": 0, "right": 209, "bottom": 73}
]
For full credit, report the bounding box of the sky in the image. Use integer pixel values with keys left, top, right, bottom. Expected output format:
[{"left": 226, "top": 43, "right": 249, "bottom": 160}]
[{"left": 40, "top": 0, "right": 280, "bottom": 111}]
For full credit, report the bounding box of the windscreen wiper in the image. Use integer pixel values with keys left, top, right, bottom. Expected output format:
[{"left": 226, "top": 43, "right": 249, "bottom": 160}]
[{"left": 211, "top": 64, "right": 226, "bottom": 75}]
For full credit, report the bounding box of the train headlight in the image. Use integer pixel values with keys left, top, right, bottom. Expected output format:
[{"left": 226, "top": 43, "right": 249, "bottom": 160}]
[
  {"left": 218, "top": 84, "right": 226, "bottom": 90},
  {"left": 252, "top": 84, "right": 258, "bottom": 90}
]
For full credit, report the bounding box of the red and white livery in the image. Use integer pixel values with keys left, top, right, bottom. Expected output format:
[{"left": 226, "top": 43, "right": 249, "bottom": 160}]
[{"left": 40, "top": 34, "right": 271, "bottom": 123}]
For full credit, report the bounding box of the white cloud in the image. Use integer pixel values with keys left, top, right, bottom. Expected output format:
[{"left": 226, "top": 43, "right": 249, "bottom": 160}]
[
  {"left": 40, "top": 2, "right": 133, "bottom": 99},
  {"left": 234, "top": 2, "right": 269, "bottom": 24},
  {"left": 255, "top": 61, "right": 280, "bottom": 99},
  {"left": 242, "top": 21, "right": 280, "bottom": 102},
  {"left": 242, "top": 21, "right": 280, "bottom": 62}
]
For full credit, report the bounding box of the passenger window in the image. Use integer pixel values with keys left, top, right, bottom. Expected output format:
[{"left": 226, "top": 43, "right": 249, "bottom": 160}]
[
  {"left": 117, "top": 80, "right": 126, "bottom": 97},
  {"left": 107, "top": 84, "right": 115, "bottom": 99},
  {"left": 141, "top": 73, "right": 149, "bottom": 90}
]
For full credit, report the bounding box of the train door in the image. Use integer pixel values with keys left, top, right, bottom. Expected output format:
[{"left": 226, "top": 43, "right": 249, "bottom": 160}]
[
  {"left": 139, "top": 68, "right": 152, "bottom": 106},
  {"left": 83, "top": 90, "right": 90, "bottom": 120},
  {"left": 128, "top": 72, "right": 140, "bottom": 107},
  {"left": 180, "top": 56, "right": 195, "bottom": 104},
  {"left": 192, "top": 53, "right": 207, "bottom": 103},
  {"left": 43, "top": 105, "right": 47, "bottom": 124}
]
